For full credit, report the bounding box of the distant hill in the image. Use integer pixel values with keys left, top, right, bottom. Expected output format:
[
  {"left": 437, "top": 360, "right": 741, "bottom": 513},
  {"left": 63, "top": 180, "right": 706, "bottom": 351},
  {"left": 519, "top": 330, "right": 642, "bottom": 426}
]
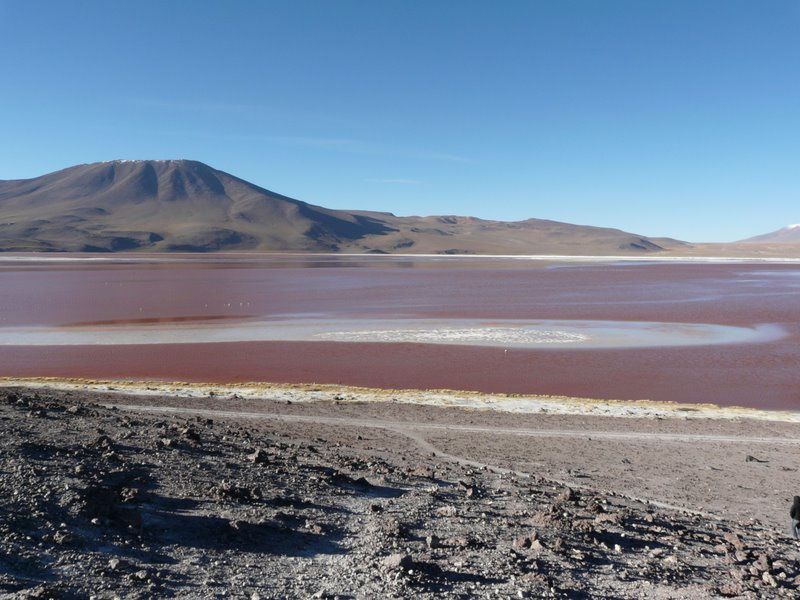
[
  {"left": 739, "top": 225, "right": 800, "bottom": 244},
  {"left": 0, "top": 160, "right": 688, "bottom": 254}
]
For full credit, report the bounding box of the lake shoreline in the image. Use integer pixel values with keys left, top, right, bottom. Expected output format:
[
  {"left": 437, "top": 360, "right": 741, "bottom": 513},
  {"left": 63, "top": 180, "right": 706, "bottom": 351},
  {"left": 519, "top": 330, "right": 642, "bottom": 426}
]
[{"left": 4, "top": 376, "right": 800, "bottom": 423}]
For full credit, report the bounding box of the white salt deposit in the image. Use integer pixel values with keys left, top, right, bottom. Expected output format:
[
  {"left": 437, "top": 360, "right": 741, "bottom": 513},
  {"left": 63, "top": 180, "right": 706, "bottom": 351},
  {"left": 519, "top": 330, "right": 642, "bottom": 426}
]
[
  {"left": 0, "top": 318, "right": 786, "bottom": 349},
  {"left": 314, "top": 327, "right": 588, "bottom": 345}
]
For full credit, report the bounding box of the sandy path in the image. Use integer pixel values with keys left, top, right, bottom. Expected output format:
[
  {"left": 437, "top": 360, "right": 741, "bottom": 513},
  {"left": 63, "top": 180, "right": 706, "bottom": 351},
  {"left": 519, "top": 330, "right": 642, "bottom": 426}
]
[{"left": 101, "top": 402, "right": 800, "bottom": 446}]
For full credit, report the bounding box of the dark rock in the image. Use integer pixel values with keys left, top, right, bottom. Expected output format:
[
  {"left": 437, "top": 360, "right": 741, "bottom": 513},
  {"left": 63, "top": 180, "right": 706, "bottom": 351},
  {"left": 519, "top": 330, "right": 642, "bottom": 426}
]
[
  {"left": 53, "top": 530, "right": 75, "bottom": 545},
  {"left": 512, "top": 534, "right": 537, "bottom": 550},
  {"left": 93, "top": 435, "right": 115, "bottom": 450},
  {"left": 212, "top": 481, "right": 260, "bottom": 503},
  {"left": 247, "top": 448, "right": 270, "bottom": 464},
  {"left": 557, "top": 487, "right": 575, "bottom": 503},
  {"left": 119, "top": 487, "right": 139, "bottom": 503},
  {"left": 181, "top": 426, "right": 201, "bottom": 442}
]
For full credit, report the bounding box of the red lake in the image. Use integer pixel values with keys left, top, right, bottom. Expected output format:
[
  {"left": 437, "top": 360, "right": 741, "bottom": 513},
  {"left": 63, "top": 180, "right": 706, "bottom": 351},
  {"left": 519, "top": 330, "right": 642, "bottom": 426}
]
[{"left": 0, "top": 254, "right": 798, "bottom": 409}]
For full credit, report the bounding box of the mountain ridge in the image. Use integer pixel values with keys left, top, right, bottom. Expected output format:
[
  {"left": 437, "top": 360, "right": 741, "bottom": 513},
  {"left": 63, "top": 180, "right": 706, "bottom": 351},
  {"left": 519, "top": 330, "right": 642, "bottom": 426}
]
[
  {"left": 740, "top": 225, "right": 800, "bottom": 244},
  {"left": 0, "top": 159, "right": 688, "bottom": 254}
]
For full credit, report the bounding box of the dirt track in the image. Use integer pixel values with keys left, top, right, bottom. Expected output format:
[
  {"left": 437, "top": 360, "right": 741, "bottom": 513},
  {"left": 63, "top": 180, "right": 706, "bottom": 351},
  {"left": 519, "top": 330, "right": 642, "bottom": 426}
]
[
  {"left": 97, "top": 403, "right": 800, "bottom": 445},
  {"left": 104, "top": 400, "right": 800, "bottom": 519}
]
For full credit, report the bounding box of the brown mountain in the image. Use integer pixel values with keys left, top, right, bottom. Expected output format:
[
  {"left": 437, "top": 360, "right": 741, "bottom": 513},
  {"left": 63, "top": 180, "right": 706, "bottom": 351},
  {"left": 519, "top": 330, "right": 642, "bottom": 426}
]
[
  {"left": 0, "top": 159, "right": 687, "bottom": 254},
  {"left": 739, "top": 225, "right": 800, "bottom": 244}
]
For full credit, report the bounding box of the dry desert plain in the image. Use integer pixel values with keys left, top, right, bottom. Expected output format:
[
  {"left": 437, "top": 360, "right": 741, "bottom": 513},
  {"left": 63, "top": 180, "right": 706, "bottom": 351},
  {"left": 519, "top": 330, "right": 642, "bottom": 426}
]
[{"left": 2, "top": 379, "right": 800, "bottom": 598}]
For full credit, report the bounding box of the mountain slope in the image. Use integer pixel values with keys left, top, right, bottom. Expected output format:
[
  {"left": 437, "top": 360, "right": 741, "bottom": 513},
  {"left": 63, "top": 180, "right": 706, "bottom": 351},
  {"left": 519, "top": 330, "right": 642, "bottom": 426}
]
[
  {"left": 0, "top": 160, "right": 395, "bottom": 252},
  {"left": 740, "top": 225, "right": 800, "bottom": 244},
  {"left": 0, "top": 160, "right": 686, "bottom": 254}
]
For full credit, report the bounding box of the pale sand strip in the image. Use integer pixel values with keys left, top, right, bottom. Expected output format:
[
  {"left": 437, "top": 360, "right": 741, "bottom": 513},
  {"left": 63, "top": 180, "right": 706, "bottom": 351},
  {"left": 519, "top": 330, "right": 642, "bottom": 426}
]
[{"left": 2, "top": 376, "right": 799, "bottom": 423}]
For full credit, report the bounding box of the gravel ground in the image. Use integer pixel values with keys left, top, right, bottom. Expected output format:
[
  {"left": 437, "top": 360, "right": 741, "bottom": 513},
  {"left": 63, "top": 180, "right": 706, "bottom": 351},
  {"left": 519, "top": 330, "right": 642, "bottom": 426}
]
[{"left": 2, "top": 387, "right": 800, "bottom": 598}]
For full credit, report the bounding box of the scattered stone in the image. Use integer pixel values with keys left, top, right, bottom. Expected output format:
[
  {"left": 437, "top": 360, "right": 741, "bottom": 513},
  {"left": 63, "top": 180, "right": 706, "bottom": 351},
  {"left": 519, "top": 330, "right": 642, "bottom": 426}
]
[
  {"left": 181, "top": 426, "right": 201, "bottom": 442},
  {"left": 382, "top": 553, "right": 413, "bottom": 571},
  {"left": 119, "top": 487, "right": 139, "bottom": 503},
  {"left": 662, "top": 555, "right": 679, "bottom": 567},
  {"left": 556, "top": 487, "right": 574, "bottom": 503},
  {"left": 212, "top": 481, "right": 260, "bottom": 502},
  {"left": 512, "top": 531, "right": 538, "bottom": 550},
  {"left": 762, "top": 571, "right": 778, "bottom": 587},
  {"left": 753, "top": 553, "right": 771, "bottom": 573},
  {"left": 53, "top": 530, "right": 74, "bottom": 545},
  {"left": 247, "top": 448, "right": 270, "bottom": 464},
  {"left": 93, "top": 435, "right": 115, "bottom": 450},
  {"left": 2, "top": 387, "right": 798, "bottom": 598},
  {"left": 594, "top": 512, "right": 620, "bottom": 525},
  {"left": 716, "top": 582, "right": 745, "bottom": 597},
  {"left": 723, "top": 532, "right": 745, "bottom": 552},
  {"left": 411, "top": 465, "right": 435, "bottom": 478}
]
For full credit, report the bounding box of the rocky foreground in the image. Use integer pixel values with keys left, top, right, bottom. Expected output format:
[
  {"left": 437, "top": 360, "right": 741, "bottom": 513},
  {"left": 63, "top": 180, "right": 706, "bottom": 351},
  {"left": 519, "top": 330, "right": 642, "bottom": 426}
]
[{"left": 1, "top": 389, "right": 799, "bottom": 598}]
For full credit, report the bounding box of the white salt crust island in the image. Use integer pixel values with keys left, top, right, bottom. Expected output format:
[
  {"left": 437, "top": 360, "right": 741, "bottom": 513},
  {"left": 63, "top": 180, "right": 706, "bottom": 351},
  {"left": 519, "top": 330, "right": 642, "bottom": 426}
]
[{"left": 0, "top": 318, "right": 785, "bottom": 349}]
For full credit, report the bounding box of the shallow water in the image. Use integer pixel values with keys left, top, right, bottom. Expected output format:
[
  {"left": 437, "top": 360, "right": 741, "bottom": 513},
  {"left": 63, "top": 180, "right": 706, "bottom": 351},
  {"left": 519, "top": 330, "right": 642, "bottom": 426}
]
[{"left": 0, "top": 254, "right": 798, "bottom": 408}]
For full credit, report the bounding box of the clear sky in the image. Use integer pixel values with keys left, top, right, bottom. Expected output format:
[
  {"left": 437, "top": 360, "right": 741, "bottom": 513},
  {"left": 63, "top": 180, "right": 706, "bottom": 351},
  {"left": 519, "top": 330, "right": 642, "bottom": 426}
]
[{"left": 1, "top": 1, "right": 798, "bottom": 242}]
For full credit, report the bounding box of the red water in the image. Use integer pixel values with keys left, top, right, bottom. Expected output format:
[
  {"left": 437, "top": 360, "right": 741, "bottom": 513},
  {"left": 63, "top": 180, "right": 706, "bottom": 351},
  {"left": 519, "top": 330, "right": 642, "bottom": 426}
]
[{"left": 0, "top": 256, "right": 798, "bottom": 409}]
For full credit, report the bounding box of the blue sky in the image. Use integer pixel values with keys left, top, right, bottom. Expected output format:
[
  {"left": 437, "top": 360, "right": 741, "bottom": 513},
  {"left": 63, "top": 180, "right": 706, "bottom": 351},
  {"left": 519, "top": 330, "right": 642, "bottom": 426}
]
[{"left": 1, "top": 0, "right": 798, "bottom": 242}]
